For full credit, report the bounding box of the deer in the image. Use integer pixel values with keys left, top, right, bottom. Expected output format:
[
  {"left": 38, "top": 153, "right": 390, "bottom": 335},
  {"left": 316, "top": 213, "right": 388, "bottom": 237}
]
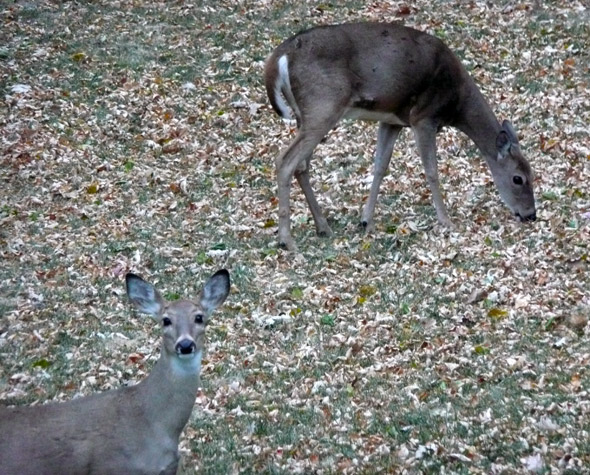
[
  {"left": 264, "top": 22, "right": 536, "bottom": 251},
  {"left": 0, "top": 269, "right": 231, "bottom": 475}
]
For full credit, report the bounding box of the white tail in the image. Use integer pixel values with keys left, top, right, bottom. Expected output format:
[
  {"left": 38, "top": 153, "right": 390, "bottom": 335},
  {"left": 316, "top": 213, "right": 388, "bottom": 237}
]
[
  {"left": 265, "top": 22, "right": 536, "bottom": 251},
  {"left": 0, "top": 269, "right": 230, "bottom": 475}
]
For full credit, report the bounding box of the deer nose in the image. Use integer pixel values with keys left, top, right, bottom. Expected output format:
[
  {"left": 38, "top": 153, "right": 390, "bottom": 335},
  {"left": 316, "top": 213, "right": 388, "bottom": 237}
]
[{"left": 175, "top": 339, "right": 196, "bottom": 355}]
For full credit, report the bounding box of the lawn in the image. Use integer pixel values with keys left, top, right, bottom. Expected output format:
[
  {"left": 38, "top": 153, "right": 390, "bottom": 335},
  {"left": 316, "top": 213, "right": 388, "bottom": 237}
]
[{"left": 0, "top": 0, "right": 589, "bottom": 473}]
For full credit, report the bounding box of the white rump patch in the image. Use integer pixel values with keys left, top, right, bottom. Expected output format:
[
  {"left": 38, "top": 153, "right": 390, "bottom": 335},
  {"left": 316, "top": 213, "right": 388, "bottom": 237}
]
[{"left": 273, "top": 55, "right": 297, "bottom": 120}]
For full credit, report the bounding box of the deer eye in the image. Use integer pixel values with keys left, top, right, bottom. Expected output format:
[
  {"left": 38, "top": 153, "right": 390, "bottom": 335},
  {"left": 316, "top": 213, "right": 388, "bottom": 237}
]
[
  {"left": 513, "top": 176, "right": 523, "bottom": 185},
  {"left": 162, "top": 317, "right": 172, "bottom": 326},
  {"left": 194, "top": 314, "right": 204, "bottom": 324}
]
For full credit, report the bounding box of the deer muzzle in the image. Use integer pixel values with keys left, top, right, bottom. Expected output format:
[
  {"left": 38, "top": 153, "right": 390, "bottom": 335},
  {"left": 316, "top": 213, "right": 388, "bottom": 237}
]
[{"left": 175, "top": 339, "right": 197, "bottom": 358}]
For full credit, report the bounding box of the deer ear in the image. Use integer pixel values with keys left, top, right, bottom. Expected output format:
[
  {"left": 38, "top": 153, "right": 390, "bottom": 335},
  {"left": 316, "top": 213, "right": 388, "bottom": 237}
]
[
  {"left": 126, "top": 274, "right": 165, "bottom": 317},
  {"left": 200, "top": 269, "right": 230, "bottom": 315},
  {"left": 496, "top": 130, "right": 511, "bottom": 160},
  {"left": 497, "top": 120, "right": 522, "bottom": 160},
  {"left": 501, "top": 120, "right": 519, "bottom": 144}
]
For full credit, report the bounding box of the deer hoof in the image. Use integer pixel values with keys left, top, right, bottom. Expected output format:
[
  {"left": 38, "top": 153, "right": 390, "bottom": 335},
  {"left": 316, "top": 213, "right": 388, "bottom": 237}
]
[
  {"left": 360, "top": 220, "right": 375, "bottom": 233},
  {"left": 438, "top": 218, "right": 456, "bottom": 231},
  {"left": 278, "top": 238, "right": 297, "bottom": 252}
]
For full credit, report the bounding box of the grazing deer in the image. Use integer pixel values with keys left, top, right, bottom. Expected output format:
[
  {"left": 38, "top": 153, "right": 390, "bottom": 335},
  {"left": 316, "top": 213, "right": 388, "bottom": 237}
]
[
  {"left": 264, "top": 22, "right": 536, "bottom": 250},
  {"left": 0, "top": 269, "right": 231, "bottom": 475}
]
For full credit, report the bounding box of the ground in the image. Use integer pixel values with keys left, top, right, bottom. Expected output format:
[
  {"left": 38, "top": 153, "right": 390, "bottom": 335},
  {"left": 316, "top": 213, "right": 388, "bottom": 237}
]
[{"left": 0, "top": 1, "right": 589, "bottom": 473}]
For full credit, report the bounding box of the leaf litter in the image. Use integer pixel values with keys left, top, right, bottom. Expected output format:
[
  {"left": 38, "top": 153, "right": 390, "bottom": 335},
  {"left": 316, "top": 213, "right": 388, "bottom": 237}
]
[{"left": 1, "top": 0, "right": 589, "bottom": 473}]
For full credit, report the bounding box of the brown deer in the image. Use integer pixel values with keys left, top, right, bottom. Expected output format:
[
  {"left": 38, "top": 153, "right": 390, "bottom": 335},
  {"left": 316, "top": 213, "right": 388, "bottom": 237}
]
[
  {"left": 265, "top": 22, "right": 536, "bottom": 251},
  {"left": 0, "top": 269, "right": 230, "bottom": 475}
]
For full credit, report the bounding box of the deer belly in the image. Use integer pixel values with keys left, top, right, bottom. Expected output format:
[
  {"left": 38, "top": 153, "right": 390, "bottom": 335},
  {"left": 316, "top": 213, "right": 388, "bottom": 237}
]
[{"left": 344, "top": 108, "right": 408, "bottom": 125}]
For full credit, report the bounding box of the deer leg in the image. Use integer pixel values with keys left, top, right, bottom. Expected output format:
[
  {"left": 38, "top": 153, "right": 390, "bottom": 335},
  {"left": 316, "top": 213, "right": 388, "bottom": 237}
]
[
  {"left": 294, "top": 156, "right": 332, "bottom": 237},
  {"left": 276, "top": 130, "right": 328, "bottom": 251},
  {"left": 361, "top": 123, "right": 402, "bottom": 232},
  {"left": 412, "top": 121, "right": 454, "bottom": 228}
]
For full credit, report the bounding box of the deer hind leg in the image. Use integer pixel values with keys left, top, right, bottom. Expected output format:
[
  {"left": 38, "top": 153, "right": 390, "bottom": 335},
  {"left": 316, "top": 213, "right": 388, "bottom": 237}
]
[
  {"left": 294, "top": 155, "right": 332, "bottom": 237},
  {"left": 411, "top": 120, "right": 454, "bottom": 228},
  {"left": 361, "top": 123, "right": 403, "bottom": 232},
  {"left": 276, "top": 125, "right": 336, "bottom": 251}
]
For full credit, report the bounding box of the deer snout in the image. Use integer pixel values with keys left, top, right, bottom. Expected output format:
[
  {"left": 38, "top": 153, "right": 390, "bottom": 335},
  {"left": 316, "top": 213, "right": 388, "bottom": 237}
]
[{"left": 175, "top": 339, "right": 197, "bottom": 357}]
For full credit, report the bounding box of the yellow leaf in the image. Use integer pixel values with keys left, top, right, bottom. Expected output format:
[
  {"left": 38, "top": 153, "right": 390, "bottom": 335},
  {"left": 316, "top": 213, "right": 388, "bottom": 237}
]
[
  {"left": 488, "top": 308, "right": 508, "bottom": 319},
  {"left": 71, "top": 52, "right": 87, "bottom": 62},
  {"left": 86, "top": 183, "right": 99, "bottom": 194},
  {"left": 359, "top": 285, "right": 377, "bottom": 298}
]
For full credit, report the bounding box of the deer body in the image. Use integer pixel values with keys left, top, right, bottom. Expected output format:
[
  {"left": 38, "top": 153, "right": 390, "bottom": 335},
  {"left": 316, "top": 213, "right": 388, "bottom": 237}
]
[
  {"left": 265, "top": 22, "right": 536, "bottom": 250},
  {"left": 0, "top": 270, "right": 230, "bottom": 475}
]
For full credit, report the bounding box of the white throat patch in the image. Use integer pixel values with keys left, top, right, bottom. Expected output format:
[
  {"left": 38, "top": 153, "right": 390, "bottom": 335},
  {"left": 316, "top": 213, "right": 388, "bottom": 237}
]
[{"left": 171, "top": 349, "right": 202, "bottom": 376}]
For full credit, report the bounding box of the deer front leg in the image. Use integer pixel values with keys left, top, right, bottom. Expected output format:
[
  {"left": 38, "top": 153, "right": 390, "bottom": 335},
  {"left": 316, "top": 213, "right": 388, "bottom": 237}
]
[
  {"left": 295, "top": 156, "right": 332, "bottom": 238},
  {"left": 361, "top": 123, "right": 402, "bottom": 232},
  {"left": 412, "top": 121, "right": 454, "bottom": 228}
]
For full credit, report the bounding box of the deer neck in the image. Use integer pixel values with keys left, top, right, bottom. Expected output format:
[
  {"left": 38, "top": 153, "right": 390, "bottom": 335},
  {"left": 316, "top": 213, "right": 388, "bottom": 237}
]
[
  {"left": 457, "top": 81, "right": 502, "bottom": 164},
  {"left": 137, "top": 349, "right": 202, "bottom": 437}
]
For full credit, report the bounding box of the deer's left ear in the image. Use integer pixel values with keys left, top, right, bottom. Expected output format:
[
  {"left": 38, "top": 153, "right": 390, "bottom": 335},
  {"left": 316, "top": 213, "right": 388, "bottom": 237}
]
[
  {"left": 496, "top": 129, "right": 511, "bottom": 161},
  {"left": 200, "top": 269, "right": 230, "bottom": 315},
  {"left": 496, "top": 120, "right": 520, "bottom": 161}
]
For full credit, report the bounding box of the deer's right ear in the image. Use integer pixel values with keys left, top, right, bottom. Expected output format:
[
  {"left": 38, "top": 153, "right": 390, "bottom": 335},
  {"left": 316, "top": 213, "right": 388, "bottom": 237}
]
[{"left": 126, "top": 273, "right": 164, "bottom": 317}]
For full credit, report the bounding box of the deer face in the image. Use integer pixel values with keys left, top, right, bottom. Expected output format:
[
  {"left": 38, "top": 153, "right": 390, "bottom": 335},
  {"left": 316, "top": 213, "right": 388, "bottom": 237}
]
[
  {"left": 491, "top": 121, "right": 536, "bottom": 222},
  {"left": 126, "top": 270, "right": 230, "bottom": 372},
  {"left": 160, "top": 300, "right": 208, "bottom": 362}
]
